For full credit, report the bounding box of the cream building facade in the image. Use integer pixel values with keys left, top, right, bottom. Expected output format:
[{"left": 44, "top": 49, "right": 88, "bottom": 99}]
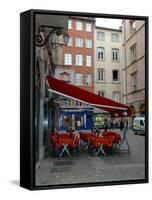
[
  {"left": 122, "top": 20, "right": 145, "bottom": 117},
  {"left": 94, "top": 27, "right": 123, "bottom": 104}
]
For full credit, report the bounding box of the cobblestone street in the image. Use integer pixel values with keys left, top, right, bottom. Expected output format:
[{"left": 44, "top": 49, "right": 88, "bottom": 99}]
[{"left": 36, "top": 129, "right": 145, "bottom": 186}]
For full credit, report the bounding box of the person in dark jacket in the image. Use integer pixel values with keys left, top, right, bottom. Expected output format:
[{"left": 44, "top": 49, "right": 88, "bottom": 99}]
[
  {"left": 120, "top": 118, "right": 124, "bottom": 132},
  {"left": 104, "top": 118, "right": 108, "bottom": 131}
]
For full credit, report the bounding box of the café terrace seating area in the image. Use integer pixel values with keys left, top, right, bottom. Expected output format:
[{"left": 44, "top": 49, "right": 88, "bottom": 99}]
[{"left": 50, "top": 128, "right": 122, "bottom": 157}]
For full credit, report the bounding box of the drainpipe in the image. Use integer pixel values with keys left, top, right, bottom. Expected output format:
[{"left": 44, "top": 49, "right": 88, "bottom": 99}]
[{"left": 124, "top": 20, "right": 128, "bottom": 104}]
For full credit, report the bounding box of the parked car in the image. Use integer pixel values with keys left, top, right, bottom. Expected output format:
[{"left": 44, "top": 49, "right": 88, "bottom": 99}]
[{"left": 133, "top": 117, "right": 145, "bottom": 135}]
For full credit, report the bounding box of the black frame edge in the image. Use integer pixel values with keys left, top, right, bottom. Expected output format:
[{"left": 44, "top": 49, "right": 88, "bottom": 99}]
[{"left": 20, "top": 10, "right": 34, "bottom": 190}]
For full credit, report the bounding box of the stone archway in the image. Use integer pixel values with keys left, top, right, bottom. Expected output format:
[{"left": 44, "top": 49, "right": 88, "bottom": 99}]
[
  {"left": 130, "top": 105, "right": 136, "bottom": 117},
  {"left": 140, "top": 103, "right": 145, "bottom": 116}
]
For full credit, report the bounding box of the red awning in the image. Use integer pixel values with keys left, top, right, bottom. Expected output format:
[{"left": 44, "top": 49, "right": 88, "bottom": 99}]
[{"left": 47, "top": 76, "right": 132, "bottom": 117}]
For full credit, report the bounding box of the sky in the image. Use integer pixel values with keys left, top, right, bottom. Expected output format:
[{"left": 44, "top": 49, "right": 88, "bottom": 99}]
[{"left": 96, "top": 18, "right": 122, "bottom": 29}]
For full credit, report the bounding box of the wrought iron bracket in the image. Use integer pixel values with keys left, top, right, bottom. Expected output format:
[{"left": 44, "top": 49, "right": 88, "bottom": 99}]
[{"left": 35, "top": 25, "right": 66, "bottom": 47}]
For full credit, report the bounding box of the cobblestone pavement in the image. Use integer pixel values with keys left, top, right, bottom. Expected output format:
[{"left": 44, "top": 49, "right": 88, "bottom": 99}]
[{"left": 35, "top": 129, "right": 145, "bottom": 186}]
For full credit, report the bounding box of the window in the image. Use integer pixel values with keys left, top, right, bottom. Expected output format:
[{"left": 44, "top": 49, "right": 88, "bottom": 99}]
[
  {"left": 86, "top": 23, "right": 92, "bottom": 32},
  {"left": 62, "top": 97, "right": 71, "bottom": 106},
  {"left": 76, "top": 37, "right": 83, "bottom": 47},
  {"left": 112, "top": 48, "right": 119, "bottom": 61},
  {"left": 86, "top": 74, "right": 91, "bottom": 86},
  {"left": 59, "top": 72, "right": 70, "bottom": 82},
  {"left": 97, "top": 91, "right": 105, "bottom": 96},
  {"left": 97, "top": 47, "right": 105, "bottom": 60},
  {"left": 63, "top": 115, "right": 71, "bottom": 124},
  {"left": 130, "top": 44, "right": 136, "bottom": 63},
  {"left": 76, "top": 21, "right": 82, "bottom": 30},
  {"left": 64, "top": 54, "right": 72, "bottom": 65},
  {"left": 68, "top": 20, "right": 72, "bottom": 29},
  {"left": 67, "top": 37, "right": 72, "bottom": 46},
  {"left": 76, "top": 54, "right": 83, "bottom": 66},
  {"left": 86, "top": 39, "right": 92, "bottom": 48},
  {"left": 130, "top": 20, "right": 136, "bottom": 35},
  {"left": 112, "top": 91, "right": 120, "bottom": 102},
  {"left": 131, "top": 72, "right": 137, "bottom": 91},
  {"left": 98, "top": 68, "right": 105, "bottom": 81},
  {"left": 111, "top": 33, "right": 119, "bottom": 42},
  {"left": 76, "top": 101, "right": 82, "bottom": 106},
  {"left": 112, "top": 70, "right": 119, "bottom": 82},
  {"left": 86, "top": 56, "right": 91, "bottom": 67},
  {"left": 97, "top": 32, "right": 105, "bottom": 40},
  {"left": 75, "top": 73, "right": 83, "bottom": 86}
]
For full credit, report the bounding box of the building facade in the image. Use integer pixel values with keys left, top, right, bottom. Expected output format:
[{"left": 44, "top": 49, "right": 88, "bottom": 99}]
[
  {"left": 55, "top": 17, "right": 95, "bottom": 130},
  {"left": 122, "top": 20, "right": 145, "bottom": 118},
  {"left": 35, "top": 14, "right": 68, "bottom": 164},
  {"left": 94, "top": 26, "right": 123, "bottom": 126}
]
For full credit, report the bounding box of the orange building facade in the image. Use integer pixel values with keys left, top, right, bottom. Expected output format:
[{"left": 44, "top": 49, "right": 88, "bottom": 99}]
[
  {"left": 55, "top": 17, "right": 95, "bottom": 93},
  {"left": 54, "top": 17, "right": 95, "bottom": 130}
]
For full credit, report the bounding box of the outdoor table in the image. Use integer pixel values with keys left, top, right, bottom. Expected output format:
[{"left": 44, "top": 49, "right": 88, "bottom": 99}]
[
  {"left": 89, "top": 136, "right": 114, "bottom": 155},
  {"left": 58, "top": 132, "right": 71, "bottom": 138},
  {"left": 50, "top": 133, "right": 80, "bottom": 157},
  {"left": 102, "top": 131, "right": 121, "bottom": 143},
  {"left": 57, "top": 137, "right": 74, "bottom": 157}
]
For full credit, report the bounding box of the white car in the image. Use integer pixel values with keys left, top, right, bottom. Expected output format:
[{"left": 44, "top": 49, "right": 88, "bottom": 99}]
[{"left": 133, "top": 117, "right": 145, "bottom": 135}]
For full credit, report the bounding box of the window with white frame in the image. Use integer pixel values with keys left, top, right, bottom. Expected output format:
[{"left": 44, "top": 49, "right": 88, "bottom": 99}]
[
  {"left": 86, "top": 56, "right": 91, "bottom": 67},
  {"left": 68, "top": 20, "right": 72, "bottom": 29},
  {"left": 97, "top": 47, "right": 105, "bottom": 60},
  {"left": 112, "top": 91, "right": 120, "bottom": 102},
  {"left": 112, "top": 70, "right": 119, "bottom": 82},
  {"left": 111, "top": 33, "right": 119, "bottom": 42},
  {"left": 76, "top": 37, "right": 83, "bottom": 47},
  {"left": 97, "top": 91, "right": 105, "bottom": 96},
  {"left": 86, "top": 74, "right": 91, "bottom": 86},
  {"left": 86, "top": 39, "right": 92, "bottom": 48},
  {"left": 131, "top": 72, "right": 137, "bottom": 91},
  {"left": 76, "top": 21, "right": 82, "bottom": 30},
  {"left": 76, "top": 54, "right": 83, "bottom": 66},
  {"left": 130, "top": 44, "right": 136, "bottom": 63},
  {"left": 86, "top": 23, "right": 92, "bottom": 32},
  {"left": 112, "top": 48, "right": 119, "bottom": 61},
  {"left": 130, "top": 20, "right": 136, "bottom": 36},
  {"left": 98, "top": 68, "right": 105, "bottom": 81},
  {"left": 67, "top": 37, "right": 72, "bottom": 46},
  {"left": 64, "top": 54, "right": 72, "bottom": 65},
  {"left": 97, "top": 32, "right": 105, "bottom": 40},
  {"left": 75, "top": 73, "right": 83, "bottom": 86}
]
